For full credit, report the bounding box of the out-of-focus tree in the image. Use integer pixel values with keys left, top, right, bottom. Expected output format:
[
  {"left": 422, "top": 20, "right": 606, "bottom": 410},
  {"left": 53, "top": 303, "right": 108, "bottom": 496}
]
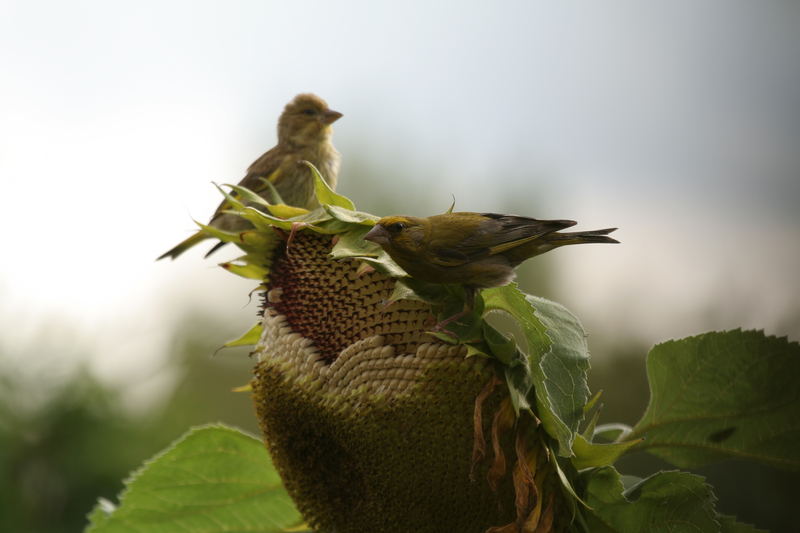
[{"left": 0, "top": 311, "right": 257, "bottom": 533}]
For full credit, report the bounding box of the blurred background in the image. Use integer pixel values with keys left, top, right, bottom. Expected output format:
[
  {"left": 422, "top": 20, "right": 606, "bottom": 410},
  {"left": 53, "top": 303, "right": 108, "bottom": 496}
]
[{"left": 1, "top": 1, "right": 797, "bottom": 531}]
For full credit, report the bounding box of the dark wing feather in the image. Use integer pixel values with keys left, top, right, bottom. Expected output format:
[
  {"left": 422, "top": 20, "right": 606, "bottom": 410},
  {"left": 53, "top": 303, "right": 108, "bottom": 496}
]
[
  {"left": 208, "top": 146, "right": 288, "bottom": 222},
  {"left": 427, "top": 246, "right": 472, "bottom": 267},
  {"left": 451, "top": 213, "right": 576, "bottom": 260},
  {"left": 421, "top": 213, "right": 575, "bottom": 267},
  {"left": 242, "top": 145, "right": 287, "bottom": 192}
]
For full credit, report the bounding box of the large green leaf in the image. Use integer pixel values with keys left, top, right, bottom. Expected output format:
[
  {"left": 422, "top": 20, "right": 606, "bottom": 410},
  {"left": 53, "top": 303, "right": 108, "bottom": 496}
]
[
  {"left": 481, "top": 286, "right": 590, "bottom": 456},
  {"left": 627, "top": 330, "right": 800, "bottom": 470},
  {"left": 85, "top": 425, "right": 302, "bottom": 533},
  {"left": 580, "top": 467, "right": 764, "bottom": 533}
]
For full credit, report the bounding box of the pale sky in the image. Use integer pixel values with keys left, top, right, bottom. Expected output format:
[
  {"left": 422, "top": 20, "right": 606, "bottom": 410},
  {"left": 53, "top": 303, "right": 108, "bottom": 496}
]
[{"left": 1, "top": 1, "right": 798, "bottom": 392}]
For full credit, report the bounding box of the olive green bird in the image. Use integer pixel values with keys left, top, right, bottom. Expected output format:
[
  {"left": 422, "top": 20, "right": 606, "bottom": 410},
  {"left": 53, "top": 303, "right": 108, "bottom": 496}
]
[
  {"left": 158, "top": 93, "right": 342, "bottom": 260},
  {"left": 364, "top": 212, "right": 618, "bottom": 326}
]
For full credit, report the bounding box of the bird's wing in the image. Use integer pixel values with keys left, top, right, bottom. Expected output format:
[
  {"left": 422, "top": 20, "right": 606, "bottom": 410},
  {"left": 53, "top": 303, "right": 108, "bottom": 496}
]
[
  {"left": 426, "top": 246, "right": 473, "bottom": 267},
  {"left": 454, "top": 214, "right": 577, "bottom": 259},
  {"left": 209, "top": 147, "right": 287, "bottom": 221},
  {"left": 242, "top": 146, "right": 287, "bottom": 192},
  {"left": 421, "top": 215, "right": 496, "bottom": 267},
  {"left": 472, "top": 213, "right": 576, "bottom": 255}
]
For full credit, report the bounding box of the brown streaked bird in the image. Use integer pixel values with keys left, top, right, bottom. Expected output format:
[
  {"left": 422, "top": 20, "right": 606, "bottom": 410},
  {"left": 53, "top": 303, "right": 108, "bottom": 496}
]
[
  {"left": 364, "top": 212, "right": 618, "bottom": 327},
  {"left": 158, "top": 93, "right": 342, "bottom": 260}
]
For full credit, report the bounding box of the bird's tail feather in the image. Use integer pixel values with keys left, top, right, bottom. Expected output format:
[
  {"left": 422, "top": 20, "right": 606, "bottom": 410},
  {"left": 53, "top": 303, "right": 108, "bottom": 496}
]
[{"left": 548, "top": 228, "right": 619, "bottom": 245}]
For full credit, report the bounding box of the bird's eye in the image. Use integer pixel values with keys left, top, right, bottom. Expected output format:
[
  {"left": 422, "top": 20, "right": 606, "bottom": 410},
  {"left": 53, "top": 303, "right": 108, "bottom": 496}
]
[
  {"left": 301, "top": 108, "right": 317, "bottom": 116},
  {"left": 386, "top": 222, "right": 406, "bottom": 233}
]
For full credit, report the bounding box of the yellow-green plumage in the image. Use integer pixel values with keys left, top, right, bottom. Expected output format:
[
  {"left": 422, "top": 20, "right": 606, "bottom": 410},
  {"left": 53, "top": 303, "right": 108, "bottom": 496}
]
[
  {"left": 158, "top": 93, "right": 342, "bottom": 260},
  {"left": 364, "top": 211, "right": 618, "bottom": 293}
]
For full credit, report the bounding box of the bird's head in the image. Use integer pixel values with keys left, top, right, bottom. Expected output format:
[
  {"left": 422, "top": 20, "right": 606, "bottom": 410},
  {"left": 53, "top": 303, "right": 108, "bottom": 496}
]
[
  {"left": 364, "top": 216, "right": 427, "bottom": 255},
  {"left": 278, "top": 93, "right": 343, "bottom": 146}
]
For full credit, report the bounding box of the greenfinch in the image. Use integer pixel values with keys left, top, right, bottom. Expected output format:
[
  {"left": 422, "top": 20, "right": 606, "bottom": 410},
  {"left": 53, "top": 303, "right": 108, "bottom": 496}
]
[
  {"left": 364, "top": 212, "right": 618, "bottom": 326},
  {"left": 158, "top": 93, "right": 342, "bottom": 260}
]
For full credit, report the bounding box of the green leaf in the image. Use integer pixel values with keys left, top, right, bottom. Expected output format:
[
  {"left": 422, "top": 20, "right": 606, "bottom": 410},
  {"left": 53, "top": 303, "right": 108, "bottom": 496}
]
[
  {"left": 525, "top": 294, "right": 591, "bottom": 445},
  {"left": 628, "top": 329, "right": 800, "bottom": 470},
  {"left": 86, "top": 498, "right": 115, "bottom": 528},
  {"left": 291, "top": 206, "right": 341, "bottom": 227},
  {"left": 330, "top": 227, "right": 381, "bottom": 260},
  {"left": 258, "top": 177, "right": 285, "bottom": 205},
  {"left": 266, "top": 204, "right": 309, "bottom": 218},
  {"left": 196, "top": 221, "right": 243, "bottom": 244},
  {"left": 220, "top": 256, "right": 270, "bottom": 280},
  {"left": 481, "top": 323, "right": 518, "bottom": 365},
  {"left": 310, "top": 219, "right": 353, "bottom": 235},
  {"left": 580, "top": 467, "right": 721, "bottom": 533},
  {"left": 304, "top": 160, "right": 355, "bottom": 210},
  {"left": 323, "top": 204, "right": 379, "bottom": 225},
  {"left": 718, "top": 514, "right": 768, "bottom": 533},
  {"left": 581, "top": 390, "right": 604, "bottom": 440},
  {"left": 225, "top": 322, "right": 263, "bottom": 348},
  {"left": 224, "top": 182, "right": 273, "bottom": 209},
  {"left": 583, "top": 389, "right": 603, "bottom": 415},
  {"left": 581, "top": 409, "right": 601, "bottom": 441},
  {"left": 386, "top": 278, "right": 431, "bottom": 305},
  {"left": 552, "top": 456, "right": 588, "bottom": 512},
  {"left": 85, "top": 425, "right": 301, "bottom": 533},
  {"left": 354, "top": 256, "right": 408, "bottom": 278},
  {"left": 392, "top": 278, "right": 461, "bottom": 305},
  {"left": 213, "top": 181, "right": 246, "bottom": 210},
  {"left": 445, "top": 195, "right": 456, "bottom": 213},
  {"left": 502, "top": 360, "right": 533, "bottom": 413},
  {"left": 464, "top": 343, "right": 492, "bottom": 359},
  {"left": 193, "top": 220, "right": 275, "bottom": 256},
  {"left": 233, "top": 206, "right": 297, "bottom": 231},
  {"left": 481, "top": 286, "right": 590, "bottom": 456},
  {"left": 327, "top": 226, "right": 410, "bottom": 278},
  {"left": 571, "top": 434, "right": 642, "bottom": 470}
]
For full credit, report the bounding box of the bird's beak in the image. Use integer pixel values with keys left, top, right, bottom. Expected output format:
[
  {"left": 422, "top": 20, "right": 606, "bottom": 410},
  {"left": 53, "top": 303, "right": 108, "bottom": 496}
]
[
  {"left": 364, "top": 224, "right": 389, "bottom": 246},
  {"left": 320, "top": 109, "right": 343, "bottom": 125}
]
